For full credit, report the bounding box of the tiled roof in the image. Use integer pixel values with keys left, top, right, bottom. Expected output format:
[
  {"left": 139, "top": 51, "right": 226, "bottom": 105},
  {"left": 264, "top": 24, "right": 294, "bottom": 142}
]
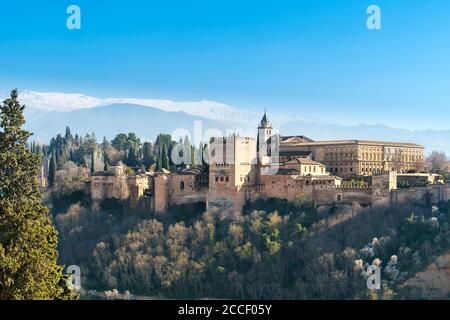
[{"left": 285, "top": 158, "right": 324, "bottom": 166}]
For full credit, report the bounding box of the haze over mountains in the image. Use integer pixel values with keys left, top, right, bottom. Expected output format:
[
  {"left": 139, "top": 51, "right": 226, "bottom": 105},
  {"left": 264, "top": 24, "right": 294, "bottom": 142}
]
[{"left": 1, "top": 90, "right": 449, "bottom": 154}]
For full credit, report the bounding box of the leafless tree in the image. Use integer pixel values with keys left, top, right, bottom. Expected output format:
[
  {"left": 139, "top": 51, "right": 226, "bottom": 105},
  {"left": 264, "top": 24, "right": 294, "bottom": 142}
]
[{"left": 426, "top": 151, "right": 448, "bottom": 173}]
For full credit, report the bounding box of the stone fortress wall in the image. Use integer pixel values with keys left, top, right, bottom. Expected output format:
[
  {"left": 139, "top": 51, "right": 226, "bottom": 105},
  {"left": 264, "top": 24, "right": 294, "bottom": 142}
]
[{"left": 89, "top": 112, "right": 447, "bottom": 213}]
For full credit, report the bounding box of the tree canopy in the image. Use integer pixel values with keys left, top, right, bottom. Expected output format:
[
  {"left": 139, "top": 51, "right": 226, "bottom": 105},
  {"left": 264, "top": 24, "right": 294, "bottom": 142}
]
[{"left": 0, "top": 89, "right": 74, "bottom": 300}]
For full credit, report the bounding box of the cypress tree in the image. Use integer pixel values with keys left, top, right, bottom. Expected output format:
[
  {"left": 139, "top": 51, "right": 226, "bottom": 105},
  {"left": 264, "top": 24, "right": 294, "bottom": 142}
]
[
  {"left": 64, "top": 126, "right": 73, "bottom": 143},
  {"left": 155, "top": 146, "right": 163, "bottom": 171},
  {"left": 126, "top": 146, "right": 139, "bottom": 168},
  {"left": 48, "top": 153, "right": 57, "bottom": 188},
  {"left": 103, "top": 152, "right": 110, "bottom": 172},
  {"left": 0, "top": 89, "right": 74, "bottom": 299},
  {"left": 142, "top": 142, "right": 154, "bottom": 169},
  {"left": 162, "top": 145, "right": 170, "bottom": 170},
  {"left": 90, "top": 151, "right": 95, "bottom": 174}
]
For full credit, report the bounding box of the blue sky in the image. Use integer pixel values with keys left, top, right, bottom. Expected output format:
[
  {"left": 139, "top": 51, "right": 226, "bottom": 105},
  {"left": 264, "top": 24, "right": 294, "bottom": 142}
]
[{"left": 1, "top": 0, "right": 450, "bottom": 130}]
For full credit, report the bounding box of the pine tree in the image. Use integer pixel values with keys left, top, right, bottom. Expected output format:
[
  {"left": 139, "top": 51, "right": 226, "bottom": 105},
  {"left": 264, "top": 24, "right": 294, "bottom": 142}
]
[
  {"left": 0, "top": 89, "right": 74, "bottom": 299},
  {"left": 48, "top": 153, "right": 57, "bottom": 188}
]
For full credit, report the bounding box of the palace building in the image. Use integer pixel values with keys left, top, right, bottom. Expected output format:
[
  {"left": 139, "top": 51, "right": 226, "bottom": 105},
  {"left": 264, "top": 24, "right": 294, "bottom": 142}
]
[
  {"left": 89, "top": 112, "right": 444, "bottom": 214},
  {"left": 278, "top": 138, "right": 425, "bottom": 179}
]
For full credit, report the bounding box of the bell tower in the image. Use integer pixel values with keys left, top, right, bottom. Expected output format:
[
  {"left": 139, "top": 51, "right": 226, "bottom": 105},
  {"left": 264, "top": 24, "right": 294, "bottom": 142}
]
[{"left": 257, "top": 109, "right": 273, "bottom": 163}]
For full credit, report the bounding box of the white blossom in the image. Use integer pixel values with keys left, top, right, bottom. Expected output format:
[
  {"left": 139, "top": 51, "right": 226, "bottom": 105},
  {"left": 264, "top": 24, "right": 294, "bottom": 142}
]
[
  {"left": 372, "top": 258, "right": 382, "bottom": 267},
  {"left": 361, "top": 246, "right": 375, "bottom": 257},
  {"left": 354, "top": 259, "right": 364, "bottom": 270},
  {"left": 371, "top": 237, "right": 379, "bottom": 246},
  {"left": 389, "top": 255, "right": 398, "bottom": 266},
  {"left": 429, "top": 217, "right": 439, "bottom": 228}
]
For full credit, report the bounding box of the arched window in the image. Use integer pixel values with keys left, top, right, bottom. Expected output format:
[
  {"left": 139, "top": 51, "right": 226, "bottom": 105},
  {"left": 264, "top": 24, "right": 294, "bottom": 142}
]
[{"left": 180, "top": 181, "right": 185, "bottom": 190}]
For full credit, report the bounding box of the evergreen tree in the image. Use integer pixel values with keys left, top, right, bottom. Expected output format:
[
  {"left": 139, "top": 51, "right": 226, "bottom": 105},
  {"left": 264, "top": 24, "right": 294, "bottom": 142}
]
[
  {"left": 111, "top": 133, "right": 129, "bottom": 151},
  {"left": 191, "top": 145, "right": 196, "bottom": 168},
  {"left": 48, "top": 153, "right": 57, "bottom": 188},
  {"left": 126, "top": 146, "right": 140, "bottom": 168},
  {"left": 90, "top": 152, "right": 95, "bottom": 174},
  {"left": 142, "top": 142, "right": 154, "bottom": 170},
  {"left": 64, "top": 126, "right": 73, "bottom": 143},
  {"left": 155, "top": 147, "right": 163, "bottom": 171},
  {"left": 0, "top": 90, "right": 74, "bottom": 299},
  {"left": 103, "top": 151, "right": 110, "bottom": 172},
  {"left": 198, "top": 142, "right": 204, "bottom": 166},
  {"left": 162, "top": 145, "right": 170, "bottom": 170},
  {"left": 183, "top": 135, "right": 192, "bottom": 166},
  {"left": 202, "top": 143, "right": 210, "bottom": 166},
  {"left": 103, "top": 161, "right": 109, "bottom": 172}
]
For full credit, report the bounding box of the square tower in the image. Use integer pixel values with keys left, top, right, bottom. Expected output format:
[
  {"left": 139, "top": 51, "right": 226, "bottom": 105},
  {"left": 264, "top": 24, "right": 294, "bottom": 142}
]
[{"left": 207, "top": 134, "right": 257, "bottom": 211}]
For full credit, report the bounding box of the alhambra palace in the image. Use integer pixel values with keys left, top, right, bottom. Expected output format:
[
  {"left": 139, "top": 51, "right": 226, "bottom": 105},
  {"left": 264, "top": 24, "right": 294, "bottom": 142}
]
[{"left": 90, "top": 113, "right": 450, "bottom": 212}]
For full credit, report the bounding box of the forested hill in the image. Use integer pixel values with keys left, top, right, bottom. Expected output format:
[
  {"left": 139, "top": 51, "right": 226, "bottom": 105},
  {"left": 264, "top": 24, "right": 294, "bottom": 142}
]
[{"left": 24, "top": 103, "right": 230, "bottom": 142}]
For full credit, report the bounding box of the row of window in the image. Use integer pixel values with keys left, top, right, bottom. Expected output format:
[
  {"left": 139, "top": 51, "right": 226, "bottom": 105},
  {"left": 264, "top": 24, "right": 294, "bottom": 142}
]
[
  {"left": 213, "top": 176, "right": 251, "bottom": 183},
  {"left": 93, "top": 183, "right": 114, "bottom": 187},
  {"left": 325, "top": 153, "right": 423, "bottom": 162},
  {"left": 215, "top": 176, "right": 230, "bottom": 182},
  {"left": 302, "top": 166, "right": 326, "bottom": 174},
  {"left": 325, "top": 154, "right": 355, "bottom": 161},
  {"left": 328, "top": 167, "right": 353, "bottom": 173}
]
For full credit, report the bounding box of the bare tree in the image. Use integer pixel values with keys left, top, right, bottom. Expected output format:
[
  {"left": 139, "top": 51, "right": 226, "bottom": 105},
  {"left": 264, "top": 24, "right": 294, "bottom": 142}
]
[
  {"left": 426, "top": 151, "right": 448, "bottom": 173},
  {"left": 412, "top": 160, "right": 425, "bottom": 173},
  {"left": 390, "top": 149, "right": 404, "bottom": 173}
]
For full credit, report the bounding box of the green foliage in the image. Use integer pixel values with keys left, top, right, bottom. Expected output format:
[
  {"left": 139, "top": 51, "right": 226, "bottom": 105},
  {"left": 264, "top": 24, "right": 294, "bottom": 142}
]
[
  {"left": 126, "top": 145, "right": 140, "bottom": 168},
  {"left": 41, "top": 128, "right": 181, "bottom": 175},
  {"left": 103, "top": 160, "right": 109, "bottom": 172},
  {"left": 0, "top": 90, "right": 75, "bottom": 300},
  {"left": 142, "top": 142, "right": 155, "bottom": 170},
  {"left": 48, "top": 153, "right": 57, "bottom": 188},
  {"left": 90, "top": 152, "right": 95, "bottom": 174},
  {"left": 342, "top": 179, "right": 365, "bottom": 187},
  {"left": 51, "top": 191, "right": 450, "bottom": 300},
  {"left": 399, "top": 180, "right": 410, "bottom": 188},
  {"left": 162, "top": 145, "right": 170, "bottom": 170}
]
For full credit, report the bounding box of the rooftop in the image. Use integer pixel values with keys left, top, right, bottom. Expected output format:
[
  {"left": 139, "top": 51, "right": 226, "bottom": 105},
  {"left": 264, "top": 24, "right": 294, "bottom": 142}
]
[
  {"left": 259, "top": 110, "right": 272, "bottom": 128},
  {"left": 281, "top": 139, "right": 423, "bottom": 148},
  {"left": 92, "top": 171, "right": 114, "bottom": 177},
  {"left": 285, "top": 158, "right": 325, "bottom": 166}
]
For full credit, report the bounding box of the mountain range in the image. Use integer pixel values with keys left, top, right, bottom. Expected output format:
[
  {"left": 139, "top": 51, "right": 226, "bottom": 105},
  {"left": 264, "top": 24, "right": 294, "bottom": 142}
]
[{"left": 1, "top": 90, "right": 448, "bottom": 154}]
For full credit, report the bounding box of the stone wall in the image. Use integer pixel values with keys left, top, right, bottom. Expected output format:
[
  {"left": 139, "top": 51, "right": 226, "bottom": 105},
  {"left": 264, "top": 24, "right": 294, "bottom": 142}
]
[
  {"left": 390, "top": 185, "right": 450, "bottom": 207},
  {"left": 166, "top": 174, "right": 207, "bottom": 207}
]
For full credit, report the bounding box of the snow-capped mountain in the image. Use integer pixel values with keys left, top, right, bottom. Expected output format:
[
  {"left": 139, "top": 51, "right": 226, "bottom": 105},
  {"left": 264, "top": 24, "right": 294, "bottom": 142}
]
[
  {"left": 15, "top": 90, "right": 104, "bottom": 112},
  {"left": 2, "top": 90, "right": 450, "bottom": 153},
  {"left": 13, "top": 90, "right": 256, "bottom": 124}
]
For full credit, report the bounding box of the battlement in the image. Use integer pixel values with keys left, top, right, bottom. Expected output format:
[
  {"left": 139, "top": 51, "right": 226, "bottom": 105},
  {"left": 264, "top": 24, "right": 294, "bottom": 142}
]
[
  {"left": 372, "top": 170, "right": 396, "bottom": 176},
  {"left": 210, "top": 134, "right": 256, "bottom": 143},
  {"left": 336, "top": 185, "right": 373, "bottom": 190},
  {"left": 235, "top": 184, "right": 265, "bottom": 192}
]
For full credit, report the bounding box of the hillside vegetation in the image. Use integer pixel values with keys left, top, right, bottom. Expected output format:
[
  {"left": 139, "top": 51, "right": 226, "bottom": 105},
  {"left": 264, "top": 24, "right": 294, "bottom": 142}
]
[{"left": 50, "top": 187, "right": 450, "bottom": 299}]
